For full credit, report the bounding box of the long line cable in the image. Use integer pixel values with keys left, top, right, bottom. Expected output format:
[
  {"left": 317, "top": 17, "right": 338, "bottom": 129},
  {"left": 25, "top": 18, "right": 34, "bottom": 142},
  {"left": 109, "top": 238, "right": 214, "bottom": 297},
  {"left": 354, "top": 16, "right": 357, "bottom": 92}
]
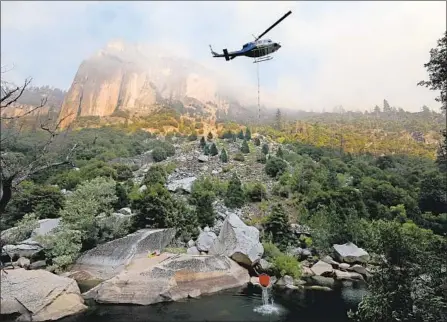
[{"left": 257, "top": 59, "right": 260, "bottom": 124}]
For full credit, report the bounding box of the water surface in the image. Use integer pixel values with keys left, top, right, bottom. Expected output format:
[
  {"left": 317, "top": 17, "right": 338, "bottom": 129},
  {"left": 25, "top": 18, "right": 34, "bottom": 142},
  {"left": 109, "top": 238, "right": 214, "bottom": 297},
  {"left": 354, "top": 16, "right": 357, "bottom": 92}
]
[{"left": 64, "top": 282, "right": 367, "bottom": 322}]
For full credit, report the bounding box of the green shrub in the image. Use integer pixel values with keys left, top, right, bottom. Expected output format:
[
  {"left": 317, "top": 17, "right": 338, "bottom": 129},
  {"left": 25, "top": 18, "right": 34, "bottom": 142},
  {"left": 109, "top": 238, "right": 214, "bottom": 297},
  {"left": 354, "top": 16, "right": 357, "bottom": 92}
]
[
  {"left": 254, "top": 137, "right": 261, "bottom": 146},
  {"left": 220, "top": 148, "right": 228, "bottom": 163},
  {"left": 224, "top": 173, "right": 245, "bottom": 208},
  {"left": 263, "top": 241, "right": 282, "bottom": 260},
  {"left": 272, "top": 254, "right": 302, "bottom": 279},
  {"left": 233, "top": 153, "right": 245, "bottom": 161},
  {"left": 245, "top": 182, "right": 267, "bottom": 202},
  {"left": 241, "top": 140, "right": 250, "bottom": 154},
  {"left": 210, "top": 143, "right": 219, "bottom": 156},
  {"left": 245, "top": 128, "right": 252, "bottom": 140},
  {"left": 152, "top": 147, "right": 168, "bottom": 162},
  {"left": 262, "top": 143, "right": 269, "bottom": 155},
  {"left": 265, "top": 157, "right": 287, "bottom": 178},
  {"left": 256, "top": 153, "right": 267, "bottom": 164},
  {"left": 143, "top": 164, "right": 168, "bottom": 186}
]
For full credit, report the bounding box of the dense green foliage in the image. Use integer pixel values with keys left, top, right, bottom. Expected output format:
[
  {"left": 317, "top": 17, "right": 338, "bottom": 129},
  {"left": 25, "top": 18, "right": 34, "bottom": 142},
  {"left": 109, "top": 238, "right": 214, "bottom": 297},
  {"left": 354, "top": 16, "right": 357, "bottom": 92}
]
[
  {"left": 265, "top": 156, "right": 287, "bottom": 178},
  {"left": 220, "top": 148, "right": 228, "bottom": 163},
  {"left": 240, "top": 140, "right": 250, "bottom": 154},
  {"left": 210, "top": 143, "right": 218, "bottom": 156},
  {"left": 189, "top": 177, "right": 216, "bottom": 228},
  {"left": 224, "top": 173, "right": 245, "bottom": 208}
]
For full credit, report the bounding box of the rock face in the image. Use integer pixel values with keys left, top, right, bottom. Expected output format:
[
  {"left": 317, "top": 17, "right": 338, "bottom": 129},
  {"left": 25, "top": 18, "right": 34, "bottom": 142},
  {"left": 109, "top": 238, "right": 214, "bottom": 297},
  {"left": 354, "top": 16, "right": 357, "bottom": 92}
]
[
  {"left": 83, "top": 254, "right": 249, "bottom": 305},
  {"left": 1, "top": 218, "right": 61, "bottom": 259},
  {"left": 310, "top": 260, "right": 334, "bottom": 276},
  {"left": 333, "top": 242, "right": 370, "bottom": 264},
  {"left": 57, "top": 40, "right": 256, "bottom": 129},
  {"left": 166, "top": 176, "right": 197, "bottom": 193},
  {"left": 0, "top": 268, "right": 87, "bottom": 321},
  {"left": 71, "top": 228, "right": 176, "bottom": 280},
  {"left": 195, "top": 231, "right": 217, "bottom": 252},
  {"left": 208, "top": 213, "right": 264, "bottom": 266}
]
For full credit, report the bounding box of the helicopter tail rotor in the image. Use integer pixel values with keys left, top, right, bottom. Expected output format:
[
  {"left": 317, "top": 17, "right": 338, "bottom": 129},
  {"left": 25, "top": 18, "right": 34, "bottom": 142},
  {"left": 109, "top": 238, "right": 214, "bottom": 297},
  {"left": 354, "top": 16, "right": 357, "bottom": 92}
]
[{"left": 209, "top": 45, "right": 219, "bottom": 56}]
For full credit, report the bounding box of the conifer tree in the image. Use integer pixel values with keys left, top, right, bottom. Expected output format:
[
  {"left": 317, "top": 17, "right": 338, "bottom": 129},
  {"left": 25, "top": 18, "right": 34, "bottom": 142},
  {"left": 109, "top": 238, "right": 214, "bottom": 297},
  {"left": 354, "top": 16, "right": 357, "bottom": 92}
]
[
  {"left": 262, "top": 143, "right": 269, "bottom": 155},
  {"left": 203, "top": 144, "right": 210, "bottom": 155},
  {"left": 276, "top": 146, "right": 284, "bottom": 159},
  {"left": 220, "top": 148, "right": 228, "bottom": 163},
  {"left": 210, "top": 143, "right": 218, "bottom": 156},
  {"left": 224, "top": 173, "right": 245, "bottom": 208},
  {"left": 254, "top": 137, "right": 261, "bottom": 146},
  {"left": 245, "top": 128, "right": 252, "bottom": 140},
  {"left": 241, "top": 140, "right": 250, "bottom": 154},
  {"left": 200, "top": 136, "right": 206, "bottom": 148},
  {"left": 238, "top": 129, "right": 244, "bottom": 140},
  {"left": 264, "top": 203, "right": 292, "bottom": 251},
  {"left": 207, "top": 131, "right": 213, "bottom": 141}
]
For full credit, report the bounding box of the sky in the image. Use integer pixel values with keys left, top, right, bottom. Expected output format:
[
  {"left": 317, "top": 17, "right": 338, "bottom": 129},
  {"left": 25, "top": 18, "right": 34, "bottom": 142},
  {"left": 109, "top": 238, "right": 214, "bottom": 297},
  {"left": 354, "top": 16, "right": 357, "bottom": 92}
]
[{"left": 1, "top": 1, "right": 446, "bottom": 112}]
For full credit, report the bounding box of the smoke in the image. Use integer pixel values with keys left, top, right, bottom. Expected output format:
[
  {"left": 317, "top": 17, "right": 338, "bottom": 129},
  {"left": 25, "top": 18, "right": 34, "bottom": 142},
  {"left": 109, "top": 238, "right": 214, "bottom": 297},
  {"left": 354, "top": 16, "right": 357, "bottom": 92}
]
[{"left": 1, "top": 1, "right": 446, "bottom": 112}]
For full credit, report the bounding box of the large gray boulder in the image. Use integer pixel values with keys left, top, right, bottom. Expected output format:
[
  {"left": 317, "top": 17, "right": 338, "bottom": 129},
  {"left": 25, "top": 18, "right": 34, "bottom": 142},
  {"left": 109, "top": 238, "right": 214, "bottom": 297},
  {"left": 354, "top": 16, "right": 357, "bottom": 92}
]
[
  {"left": 166, "top": 176, "right": 197, "bottom": 193},
  {"left": 1, "top": 218, "right": 61, "bottom": 259},
  {"left": 195, "top": 231, "right": 217, "bottom": 252},
  {"left": 71, "top": 228, "right": 176, "bottom": 280},
  {"left": 310, "top": 260, "right": 334, "bottom": 276},
  {"left": 333, "top": 242, "right": 370, "bottom": 264},
  {"left": 0, "top": 268, "right": 87, "bottom": 321},
  {"left": 208, "top": 213, "right": 263, "bottom": 266},
  {"left": 83, "top": 254, "right": 250, "bottom": 305}
]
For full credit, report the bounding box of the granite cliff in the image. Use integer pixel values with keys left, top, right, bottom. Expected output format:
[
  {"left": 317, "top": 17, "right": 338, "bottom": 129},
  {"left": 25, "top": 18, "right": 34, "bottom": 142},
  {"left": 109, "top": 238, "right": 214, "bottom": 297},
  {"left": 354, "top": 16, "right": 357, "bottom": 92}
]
[{"left": 58, "top": 40, "right": 254, "bottom": 128}]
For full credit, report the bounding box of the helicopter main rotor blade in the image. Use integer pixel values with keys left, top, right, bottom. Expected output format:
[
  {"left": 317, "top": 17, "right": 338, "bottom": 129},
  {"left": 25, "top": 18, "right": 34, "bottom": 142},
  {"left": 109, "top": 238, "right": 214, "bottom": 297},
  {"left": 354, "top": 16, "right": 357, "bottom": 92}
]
[{"left": 255, "top": 10, "right": 292, "bottom": 41}]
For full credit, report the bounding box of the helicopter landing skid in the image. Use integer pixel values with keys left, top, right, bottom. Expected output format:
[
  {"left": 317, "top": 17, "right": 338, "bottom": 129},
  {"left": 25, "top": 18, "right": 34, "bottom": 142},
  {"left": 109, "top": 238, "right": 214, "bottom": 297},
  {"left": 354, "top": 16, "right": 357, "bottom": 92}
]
[{"left": 253, "top": 56, "right": 273, "bottom": 63}]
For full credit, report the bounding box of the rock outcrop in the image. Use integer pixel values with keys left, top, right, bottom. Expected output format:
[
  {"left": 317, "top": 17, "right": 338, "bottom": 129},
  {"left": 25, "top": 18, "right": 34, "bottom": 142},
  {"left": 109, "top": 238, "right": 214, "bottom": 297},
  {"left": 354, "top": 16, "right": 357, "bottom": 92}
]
[
  {"left": 71, "top": 228, "right": 176, "bottom": 280},
  {"left": 1, "top": 218, "right": 61, "bottom": 260},
  {"left": 166, "top": 176, "right": 197, "bottom": 193},
  {"left": 208, "top": 213, "right": 263, "bottom": 266},
  {"left": 0, "top": 268, "right": 87, "bottom": 321},
  {"left": 83, "top": 254, "right": 250, "bottom": 305},
  {"left": 333, "top": 242, "right": 370, "bottom": 264}
]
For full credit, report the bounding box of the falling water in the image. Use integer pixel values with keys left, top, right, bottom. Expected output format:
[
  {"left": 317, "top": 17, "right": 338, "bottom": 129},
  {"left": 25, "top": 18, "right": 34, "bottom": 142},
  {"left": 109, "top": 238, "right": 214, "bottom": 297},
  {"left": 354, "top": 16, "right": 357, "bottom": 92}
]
[{"left": 254, "top": 285, "right": 281, "bottom": 315}]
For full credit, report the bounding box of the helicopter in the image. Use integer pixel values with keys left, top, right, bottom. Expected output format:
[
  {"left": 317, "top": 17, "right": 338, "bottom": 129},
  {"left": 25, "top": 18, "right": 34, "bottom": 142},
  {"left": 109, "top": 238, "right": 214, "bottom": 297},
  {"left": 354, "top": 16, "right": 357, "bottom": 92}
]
[{"left": 209, "top": 10, "right": 292, "bottom": 63}]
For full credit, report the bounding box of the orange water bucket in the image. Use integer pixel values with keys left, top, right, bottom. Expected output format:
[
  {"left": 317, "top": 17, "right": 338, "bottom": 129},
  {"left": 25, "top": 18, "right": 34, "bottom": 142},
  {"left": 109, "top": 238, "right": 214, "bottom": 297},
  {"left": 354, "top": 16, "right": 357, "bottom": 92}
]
[{"left": 259, "top": 273, "right": 270, "bottom": 287}]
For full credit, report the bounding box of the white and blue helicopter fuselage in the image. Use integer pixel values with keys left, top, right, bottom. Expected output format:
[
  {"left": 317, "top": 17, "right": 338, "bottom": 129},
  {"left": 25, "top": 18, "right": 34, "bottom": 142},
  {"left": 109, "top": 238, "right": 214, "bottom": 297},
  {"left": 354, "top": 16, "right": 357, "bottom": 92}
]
[{"left": 210, "top": 38, "right": 281, "bottom": 61}]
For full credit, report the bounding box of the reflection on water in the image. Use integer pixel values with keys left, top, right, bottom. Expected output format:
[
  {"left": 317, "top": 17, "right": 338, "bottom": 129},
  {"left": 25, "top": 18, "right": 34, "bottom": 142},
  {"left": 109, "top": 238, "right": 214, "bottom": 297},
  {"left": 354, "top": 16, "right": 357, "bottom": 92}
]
[{"left": 62, "top": 282, "right": 367, "bottom": 322}]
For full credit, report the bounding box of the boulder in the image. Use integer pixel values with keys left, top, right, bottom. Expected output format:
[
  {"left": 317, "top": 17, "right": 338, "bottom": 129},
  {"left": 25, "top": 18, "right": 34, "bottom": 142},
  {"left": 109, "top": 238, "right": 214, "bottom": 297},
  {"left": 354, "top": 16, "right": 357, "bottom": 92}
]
[
  {"left": 138, "top": 185, "right": 147, "bottom": 193},
  {"left": 321, "top": 255, "right": 339, "bottom": 267},
  {"left": 334, "top": 269, "right": 364, "bottom": 281},
  {"left": 339, "top": 263, "right": 351, "bottom": 270},
  {"left": 166, "top": 176, "right": 197, "bottom": 193},
  {"left": 30, "top": 260, "right": 47, "bottom": 270},
  {"left": 196, "top": 231, "right": 217, "bottom": 252},
  {"left": 302, "top": 266, "right": 315, "bottom": 277},
  {"left": 208, "top": 213, "right": 264, "bottom": 266},
  {"left": 71, "top": 228, "right": 176, "bottom": 280},
  {"left": 259, "top": 259, "right": 272, "bottom": 270},
  {"left": 17, "top": 257, "right": 31, "bottom": 269},
  {"left": 2, "top": 242, "right": 43, "bottom": 259},
  {"left": 0, "top": 268, "right": 87, "bottom": 321},
  {"left": 288, "top": 247, "right": 311, "bottom": 259},
  {"left": 333, "top": 242, "right": 370, "bottom": 264},
  {"left": 186, "top": 246, "right": 200, "bottom": 255},
  {"left": 198, "top": 155, "right": 209, "bottom": 162},
  {"left": 277, "top": 275, "right": 294, "bottom": 287},
  {"left": 187, "top": 239, "right": 196, "bottom": 248},
  {"left": 83, "top": 254, "right": 250, "bottom": 305},
  {"left": 1, "top": 218, "right": 61, "bottom": 259},
  {"left": 348, "top": 264, "right": 370, "bottom": 276},
  {"left": 118, "top": 207, "right": 132, "bottom": 215},
  {"left": 310, "top": 260, "right": 333, "bottom": 276}
]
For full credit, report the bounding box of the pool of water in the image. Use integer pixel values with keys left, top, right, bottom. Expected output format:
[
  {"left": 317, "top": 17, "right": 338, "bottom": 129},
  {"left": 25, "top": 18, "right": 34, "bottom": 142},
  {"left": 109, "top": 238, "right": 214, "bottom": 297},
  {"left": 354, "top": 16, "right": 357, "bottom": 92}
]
[{"left": 63, "top": 281, "right": 368, "bottom": 322}]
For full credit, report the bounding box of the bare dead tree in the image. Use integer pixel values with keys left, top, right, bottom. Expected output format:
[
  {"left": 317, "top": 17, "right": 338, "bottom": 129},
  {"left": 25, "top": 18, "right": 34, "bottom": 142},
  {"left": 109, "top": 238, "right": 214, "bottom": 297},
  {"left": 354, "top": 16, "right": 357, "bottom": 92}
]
[{"left": 1, "top": 70, "right": 77, "bottom": 213}]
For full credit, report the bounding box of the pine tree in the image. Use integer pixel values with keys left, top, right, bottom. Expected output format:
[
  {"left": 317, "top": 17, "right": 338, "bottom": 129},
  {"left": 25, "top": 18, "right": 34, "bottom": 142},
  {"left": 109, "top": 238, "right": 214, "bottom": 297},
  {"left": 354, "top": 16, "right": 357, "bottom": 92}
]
[
  {"left": 276, "top": 146, "right": 284, "bottom": 159},
  {"left": 275, "top": 108, "right": 282, "bottom": 130},
  {"left": 224, "top": 173, "right": 245, "bottom": 208},
  {"left": 220, "top": 148, "right": 228, "bottom": 163},
  {"left": 200, "top": 136, "right": 206, "bottom": 148},
  {"left": 245, "top": 128, "right": 251, "bottom": 140},
  {"left": 262, "top": 143, "right": 269, "bottom": 155},
  {"left": 207, "top": 131, "right": 213, "bottom": 141},
  {"left": 210, "top": 143, "right": 218, "bottom": 156},
  {"left": 203, "top": 144, "right": 210, "bottom": 156},
  {"left": 264, "top": 203, "right": 292, "bottom": 251},
  {"left": 241, "top": 140, "right": 250, "bottom": 154},
  {"left": 254, "top": 137, "right": 261, "bottom": 146},
  {"left": 238, "top": 129, "right": 244, "bottom": 140}
]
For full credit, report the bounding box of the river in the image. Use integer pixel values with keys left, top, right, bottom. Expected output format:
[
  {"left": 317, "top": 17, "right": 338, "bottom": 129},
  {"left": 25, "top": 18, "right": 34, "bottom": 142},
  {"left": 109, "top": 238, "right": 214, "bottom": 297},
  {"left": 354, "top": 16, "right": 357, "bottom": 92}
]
[{"left": 62, "top": 281, "right": 368, "bottom": 322}]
